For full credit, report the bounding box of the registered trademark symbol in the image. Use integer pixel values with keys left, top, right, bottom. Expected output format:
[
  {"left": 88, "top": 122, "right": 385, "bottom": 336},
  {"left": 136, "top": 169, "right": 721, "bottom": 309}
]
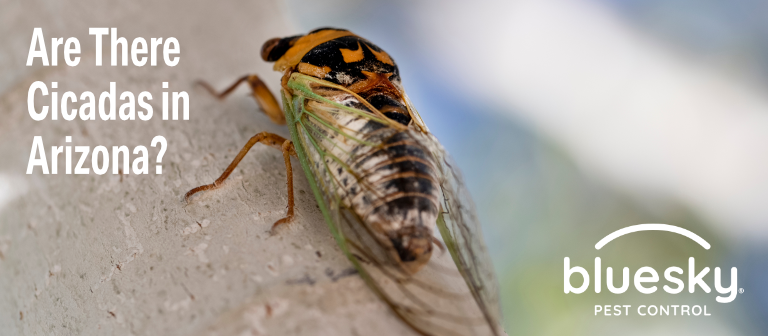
[{"left": 739, "top": 288, "right": 745, "bottom": 294}]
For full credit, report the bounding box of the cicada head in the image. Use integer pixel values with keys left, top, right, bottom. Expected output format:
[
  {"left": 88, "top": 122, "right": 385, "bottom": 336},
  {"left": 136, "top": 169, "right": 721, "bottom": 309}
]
[{"left": 262, "top": 28, "right": 413, "bottom": 126}]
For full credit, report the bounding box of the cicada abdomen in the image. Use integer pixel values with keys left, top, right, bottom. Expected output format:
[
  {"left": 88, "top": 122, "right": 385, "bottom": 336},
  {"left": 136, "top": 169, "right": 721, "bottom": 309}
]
[{"left": 295, "top": 84, "right": 442, "bottom": 276}]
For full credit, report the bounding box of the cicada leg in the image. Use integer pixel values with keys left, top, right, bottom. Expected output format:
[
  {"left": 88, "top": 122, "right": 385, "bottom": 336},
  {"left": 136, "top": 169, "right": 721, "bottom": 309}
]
[
  {"left": 271, "top": 139, "right": 297, "bottom": 232},
  {"left": 196, "top": 74, "right": 286, "bottom": 125},
  {"left": 185, "top": 132, "right": 297, "bottom": 230}
]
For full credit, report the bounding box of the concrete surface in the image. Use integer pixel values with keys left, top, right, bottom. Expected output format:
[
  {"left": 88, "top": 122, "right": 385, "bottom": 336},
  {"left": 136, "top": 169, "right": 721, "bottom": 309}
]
[{"left": 0, "top": 1, "right": 417, "bottom": 335}]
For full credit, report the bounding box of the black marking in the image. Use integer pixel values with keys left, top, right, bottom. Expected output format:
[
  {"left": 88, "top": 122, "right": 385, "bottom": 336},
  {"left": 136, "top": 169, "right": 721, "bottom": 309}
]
[
  {"left": 368, "top": 94, "right": 411, "bottom": 125},
  {"left": 383, "top": 111, "right": 411, "bottom": 126},
  {"left": 382, "top": 176, "right": 436, "bottom": 195},
  {"left": 300, "top": 36, "right": 399, "bottom": 85},
  {"left": 373, "top": 196, "right": 438, "bottom": 220},
  {"left": 352, "top": 132, "right": 430, "bottom": 169},
  {"left": 354, "top": 142, "right": 431, "bottom": 170},
  {"left": 374, "top": 160, "right": 435, "bottom": 177}
]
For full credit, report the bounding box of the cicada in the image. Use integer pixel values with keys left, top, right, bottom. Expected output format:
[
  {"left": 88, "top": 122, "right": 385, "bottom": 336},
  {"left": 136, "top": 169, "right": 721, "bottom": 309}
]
[{"left": 186, "top": 28, "right": 503, "bottom": 336}]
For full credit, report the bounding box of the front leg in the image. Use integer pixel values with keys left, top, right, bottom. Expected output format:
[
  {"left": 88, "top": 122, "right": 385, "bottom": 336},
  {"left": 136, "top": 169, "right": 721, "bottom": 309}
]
[{"left": 196, "top": 74, "right": 286, "bottom": 125}]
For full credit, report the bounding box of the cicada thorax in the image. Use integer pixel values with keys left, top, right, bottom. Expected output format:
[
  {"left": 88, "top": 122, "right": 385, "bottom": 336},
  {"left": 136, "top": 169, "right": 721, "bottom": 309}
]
[{"left": 263, "top": 28, "right": 440, "bottom": 274}]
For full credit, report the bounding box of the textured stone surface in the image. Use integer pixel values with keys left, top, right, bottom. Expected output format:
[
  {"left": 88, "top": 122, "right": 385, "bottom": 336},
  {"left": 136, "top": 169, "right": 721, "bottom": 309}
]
[{"left": 0, "top": 1, "right": 415, "bottom": 335}]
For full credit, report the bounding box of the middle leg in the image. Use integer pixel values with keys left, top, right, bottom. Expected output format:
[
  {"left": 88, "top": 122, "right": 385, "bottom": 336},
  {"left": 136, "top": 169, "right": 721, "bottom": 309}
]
[{"left": 185, "top": 132, "right": 298, "bottom": 228}]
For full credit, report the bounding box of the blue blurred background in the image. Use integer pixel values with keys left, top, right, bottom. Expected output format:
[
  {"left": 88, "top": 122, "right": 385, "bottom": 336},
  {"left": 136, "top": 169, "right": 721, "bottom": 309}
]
[{"left": 282, "top": 0, "right": 768, "bottom": 335}]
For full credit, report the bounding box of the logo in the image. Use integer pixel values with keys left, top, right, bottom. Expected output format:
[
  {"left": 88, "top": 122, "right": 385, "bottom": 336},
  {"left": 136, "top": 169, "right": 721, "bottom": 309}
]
[{"left": 564, "top": 224, "right": 739, "bottom": 316}]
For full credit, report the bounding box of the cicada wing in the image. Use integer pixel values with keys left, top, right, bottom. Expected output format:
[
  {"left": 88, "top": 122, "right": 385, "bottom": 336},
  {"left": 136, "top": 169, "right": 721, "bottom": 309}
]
[
  {"left": 284, "top": 73, "right": 502, "bottom": 336},
  {"left": 338, "top": 205, "right": 504, "bottom": 336},
  {"left": 430, "top": 135, "right": 504, "bottom": 333},
  {"left": 404, "top": 99, "right": 504, "bottom": 334}
]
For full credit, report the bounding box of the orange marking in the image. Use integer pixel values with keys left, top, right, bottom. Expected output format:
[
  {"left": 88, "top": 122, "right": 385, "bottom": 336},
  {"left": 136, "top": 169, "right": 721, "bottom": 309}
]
[
  {"left": 340, "top": 42, "right": 365, "bottom": 63},
  {"left": 298, "top": 62, "right": 332, "bottom": 78},
  {"left": 346, "top": 71, "right": 401, "bottom": 96},
  {"left": 273, "top": 30, "right": 356, "bottom": 71},
  {"left": 347, "top": 72, "right": 377, "bottom": 93},
  {"left": 365, "top": 43, "right": 394, "bottom": 65}
]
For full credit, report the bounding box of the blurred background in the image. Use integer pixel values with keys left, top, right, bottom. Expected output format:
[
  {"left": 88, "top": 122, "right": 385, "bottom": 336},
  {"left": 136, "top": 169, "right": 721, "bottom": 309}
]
[{"left": 281, "top": 0, "right": 768, "bottom": 335}]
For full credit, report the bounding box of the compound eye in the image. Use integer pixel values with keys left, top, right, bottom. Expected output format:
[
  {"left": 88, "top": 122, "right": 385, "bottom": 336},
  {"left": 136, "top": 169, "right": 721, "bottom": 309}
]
[
  {"left": 260, "top": 38, "right": 282, "bottom": 62},
  {"left": 261, "top": 35, "right": 303, "bottom": 62}
]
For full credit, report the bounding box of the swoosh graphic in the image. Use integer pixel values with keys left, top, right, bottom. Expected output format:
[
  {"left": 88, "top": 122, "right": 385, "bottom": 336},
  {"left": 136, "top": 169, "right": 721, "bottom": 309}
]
[{"left": 595, "top": 223, "right": 710, "bottom": 250}]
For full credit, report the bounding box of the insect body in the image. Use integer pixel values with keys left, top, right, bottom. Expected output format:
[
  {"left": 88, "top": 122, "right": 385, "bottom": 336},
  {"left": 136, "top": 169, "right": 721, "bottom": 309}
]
[{"left": 187, "top": 28, "right": 502, "bottom": 336}]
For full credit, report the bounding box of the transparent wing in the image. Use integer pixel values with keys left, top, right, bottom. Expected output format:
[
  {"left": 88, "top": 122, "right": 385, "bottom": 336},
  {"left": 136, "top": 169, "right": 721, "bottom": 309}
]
[
  {"left": 405, "top": 90, "right": 503, "bottom": 333},
  {"left": 426, "top": 133, "right": 504, "bottom": 332},
  {"left": 283, "top": 73, "right": 503, "bottom": 336}
]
